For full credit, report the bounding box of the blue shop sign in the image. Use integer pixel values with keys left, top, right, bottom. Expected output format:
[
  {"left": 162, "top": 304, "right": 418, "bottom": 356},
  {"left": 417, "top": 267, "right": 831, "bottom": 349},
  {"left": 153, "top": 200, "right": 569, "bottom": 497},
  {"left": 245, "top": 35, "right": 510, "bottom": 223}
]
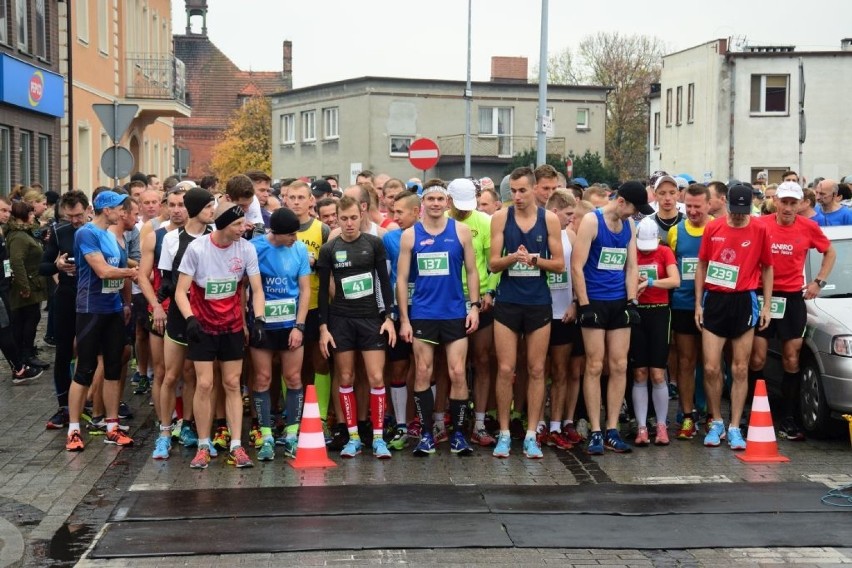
[{"left": 0, "top": 54, "right": 64, "bottom": 118}]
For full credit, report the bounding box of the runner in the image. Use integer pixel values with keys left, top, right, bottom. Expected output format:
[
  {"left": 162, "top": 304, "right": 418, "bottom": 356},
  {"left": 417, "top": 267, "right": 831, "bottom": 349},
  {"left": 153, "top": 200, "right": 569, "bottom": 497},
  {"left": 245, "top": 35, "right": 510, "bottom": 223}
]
[
  {"left": 695, "top": 184, "right": 773, "bottom": 450},
  {"left": 572, "top": 180, "right": 653, "bottom": 455},
  {"left": 317, "top": 196, "right": 396, "bottom": 459},
  {"left": 397, "top": 181, "right": 481, "bottom": 456},
  {"left": 175, "top": 200, "right": 265, "bottom": 469},
  {"left": 489, "top": 167, "right": 565, "bottom": 459},
  {"left": 249, "top": 208, "right": 312, "bottom": 460},
  {"left": 651, "top": 174, "right": 685, "bottom": 240},
  {"left": 749, "top": 181, "right": 835, "bottom": 441}
]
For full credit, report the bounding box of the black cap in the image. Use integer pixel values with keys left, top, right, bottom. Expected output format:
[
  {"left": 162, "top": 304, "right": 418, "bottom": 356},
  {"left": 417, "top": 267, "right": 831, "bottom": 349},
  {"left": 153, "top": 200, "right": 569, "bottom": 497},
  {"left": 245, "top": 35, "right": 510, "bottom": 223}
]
[
  {"left": 728, "top": 184, "right": 753, "bottom": 214},
  {"left": 617, "top": 180, "right": 654, "bottom": 216},
  {"left": 310, "top": 179, "right": 332, "bottom": 198},
  {"left": 269, "top": 207, "right": 300, "bottom": 235}
]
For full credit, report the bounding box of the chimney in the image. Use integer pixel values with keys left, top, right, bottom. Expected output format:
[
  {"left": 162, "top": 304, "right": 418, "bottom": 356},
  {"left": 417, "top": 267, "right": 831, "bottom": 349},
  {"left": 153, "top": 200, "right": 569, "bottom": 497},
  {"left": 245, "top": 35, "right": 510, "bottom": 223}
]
[
  {"left": 282, "top": 40, "right": 293, "bottom": 89},
  {"left": 842, "top": 38, "right": 852, "bottom": 51},
  {"left": 491, "top": 56, "right": 528, "bottom": 84}
]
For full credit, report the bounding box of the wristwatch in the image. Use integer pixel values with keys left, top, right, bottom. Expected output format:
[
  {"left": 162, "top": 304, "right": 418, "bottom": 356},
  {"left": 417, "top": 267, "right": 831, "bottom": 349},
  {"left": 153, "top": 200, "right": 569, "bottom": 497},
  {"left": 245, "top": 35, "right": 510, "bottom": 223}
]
[
  {"left": 255, "top": 316, "right": 266, "bottom": 324},
  {"left": 294, "top": 322, "right": 306, "bottom": 332},
  {"left": 814, "top": 279, "right": 827, "bottom": 288},
  {"left": 628, "top": 298, "right": 639, "bottom": 307},
  {"left": 530, "top": 255, "right": 538, "bottom": 266},
  {"left": 470, "top": 301, "right": 482, "bottom": 309}
]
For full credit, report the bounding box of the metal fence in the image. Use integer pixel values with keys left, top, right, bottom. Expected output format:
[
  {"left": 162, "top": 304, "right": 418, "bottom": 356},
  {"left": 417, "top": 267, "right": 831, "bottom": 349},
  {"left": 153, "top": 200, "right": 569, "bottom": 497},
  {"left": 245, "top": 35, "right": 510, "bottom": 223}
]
[
  {"left": 437, "top": 134, "right": 566, "bottom": 158},
  {"left": 125, "top": 54, "right": 186, "bottom": 103}
]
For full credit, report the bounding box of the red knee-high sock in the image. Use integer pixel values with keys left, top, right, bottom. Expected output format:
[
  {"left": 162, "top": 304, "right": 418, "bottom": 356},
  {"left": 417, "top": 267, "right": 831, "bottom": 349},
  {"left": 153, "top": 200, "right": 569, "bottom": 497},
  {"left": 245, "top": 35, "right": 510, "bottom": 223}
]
[
  {"left": 338, "top": 386, "right": 358, "bottom": 435},
  {"left": 370, "top": 387, "right": 386, "bottom": 438}
]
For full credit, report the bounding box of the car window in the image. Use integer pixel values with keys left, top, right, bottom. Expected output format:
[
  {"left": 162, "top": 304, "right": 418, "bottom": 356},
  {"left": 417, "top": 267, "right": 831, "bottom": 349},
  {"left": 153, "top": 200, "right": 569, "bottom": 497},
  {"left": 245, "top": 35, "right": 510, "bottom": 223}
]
[{"left": 810, "top": 238, "right": 852, "bottom": 297}]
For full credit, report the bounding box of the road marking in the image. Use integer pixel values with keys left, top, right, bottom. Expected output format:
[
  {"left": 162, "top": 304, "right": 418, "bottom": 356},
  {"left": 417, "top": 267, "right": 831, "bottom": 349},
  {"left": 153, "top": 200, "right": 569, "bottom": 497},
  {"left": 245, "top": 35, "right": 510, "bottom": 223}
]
[
  {"left": 635, "top": 475, "right": 733, "bottom": 484},
  {"left": 804, "top": 474, "right": 852, "bottom": 488}
]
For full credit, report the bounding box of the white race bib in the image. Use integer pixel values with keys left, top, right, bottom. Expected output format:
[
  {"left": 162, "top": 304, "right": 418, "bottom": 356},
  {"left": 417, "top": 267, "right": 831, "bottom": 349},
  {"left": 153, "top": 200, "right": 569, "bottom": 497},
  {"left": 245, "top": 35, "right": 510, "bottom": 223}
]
[
  {"left": 705, "top": 261, "right": 739, "bottom": 290},
  {"left": 264, "top": 298, "right": 296, "bottom": 323},
  {"left": 758, "top": 295, "right": 787, "bottom": 319},
  {"left": 205, "top": 277, "right": 238, "bottom": 300},
  {"left": 598, "top": 247, "right": 627, "bottom": 271},
  {"left": 341, "top": 272, "right": 374, "bottom": 300},
  {"left": 102, "top": 278, "right": 123, "bottom": 294},
  {"left": 681, "top": 257, "right": 698, "bottom": 281}
]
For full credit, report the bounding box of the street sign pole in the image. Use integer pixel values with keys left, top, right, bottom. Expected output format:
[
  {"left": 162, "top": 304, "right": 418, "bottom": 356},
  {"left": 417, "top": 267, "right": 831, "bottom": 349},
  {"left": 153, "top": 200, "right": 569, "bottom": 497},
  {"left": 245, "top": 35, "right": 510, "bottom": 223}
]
[{"left": 112, "top": 101, "right": 119, "bottom": 187}]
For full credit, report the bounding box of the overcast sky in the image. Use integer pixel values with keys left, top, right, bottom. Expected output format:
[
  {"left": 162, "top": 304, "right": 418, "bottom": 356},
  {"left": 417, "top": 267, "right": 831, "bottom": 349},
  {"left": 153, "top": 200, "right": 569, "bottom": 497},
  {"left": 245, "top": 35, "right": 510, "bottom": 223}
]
[{"left": 172, "top": 0, "right": 851, "bottom": 89}]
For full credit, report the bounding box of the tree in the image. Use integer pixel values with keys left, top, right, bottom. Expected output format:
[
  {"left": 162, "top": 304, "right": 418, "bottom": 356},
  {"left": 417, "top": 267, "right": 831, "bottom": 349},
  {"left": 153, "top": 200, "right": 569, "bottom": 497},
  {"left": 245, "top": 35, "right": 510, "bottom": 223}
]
[
  {"left": 209, "top": 95, "right": 272, "bottom": 181},
  {"left": 530, "top": 48, "right": 582, "bottom": 85},
  {"left": 505, "top": 149, "right": 568, "bottom": 177},
  {"left": 567, "top": 149, "right": 619, "bottom": 187}
]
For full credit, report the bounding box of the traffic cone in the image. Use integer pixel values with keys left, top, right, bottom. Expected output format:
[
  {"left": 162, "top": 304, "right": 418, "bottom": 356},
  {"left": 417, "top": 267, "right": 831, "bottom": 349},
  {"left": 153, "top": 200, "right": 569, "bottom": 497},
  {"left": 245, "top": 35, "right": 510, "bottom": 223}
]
[
  {"left": 290, "top": 385, "right": 337, "bottom": 469},
  {"left": 736, "top": 379, "right": 789, "bottom": 463}
]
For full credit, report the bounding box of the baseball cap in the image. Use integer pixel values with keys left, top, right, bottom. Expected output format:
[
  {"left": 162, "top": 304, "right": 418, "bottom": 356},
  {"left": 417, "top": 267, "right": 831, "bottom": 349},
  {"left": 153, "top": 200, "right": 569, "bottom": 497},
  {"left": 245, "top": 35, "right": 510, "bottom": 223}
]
[
  {"left": 775, "top": 181, "right": 803, "bottom": 201},
  {"left": 447, "top": 178, "right": 477, "bottom": 211},
  {"left": 572, "top": 177, "right": 589, "bottom": 189},
  {"left": 480, "top": 177, "right": 495, "bottom": 191},
  {"left": 728, "top": 184, "right": 753, "bottom": 214},
  {"left": 653, "top": 175, "right": 679, "bottom": 191},
  {"left": 636, "top": 217, "right": 660, "bottom": 251},
  {"left": 617, "top": 180, "right": 654, "bottom": 216},
  {"left": 499, "top": 175, "right": 511, "bottom": 202},
  {"left": 269, "top": 207, "right": 300, "bottom": 235},
  {"left": 94, "top": 190, "right": 129, "bottom": 210},
  {"left": 310, "top": 179, "right": 332, "bottom": 198},
  {"left": 649, "top": 170, "right": 669, "bottom": 188}
]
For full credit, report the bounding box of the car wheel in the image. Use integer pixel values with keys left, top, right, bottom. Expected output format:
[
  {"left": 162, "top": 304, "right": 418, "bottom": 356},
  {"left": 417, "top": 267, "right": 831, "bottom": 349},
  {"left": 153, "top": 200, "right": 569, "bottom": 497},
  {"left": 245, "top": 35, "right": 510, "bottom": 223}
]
[{"left": 799, "top": 355, "right": 831, "bottom": 437}]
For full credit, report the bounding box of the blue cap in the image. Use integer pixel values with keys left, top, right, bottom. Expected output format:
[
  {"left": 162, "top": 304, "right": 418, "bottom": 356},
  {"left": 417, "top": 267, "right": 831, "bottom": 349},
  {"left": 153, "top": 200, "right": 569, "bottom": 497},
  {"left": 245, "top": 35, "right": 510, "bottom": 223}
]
[
  {"left": 94, "top": 190, "right": 129, "bottom": 210},
  {"left": 572, "top": 177, "right": 589, "bottom": 189}
]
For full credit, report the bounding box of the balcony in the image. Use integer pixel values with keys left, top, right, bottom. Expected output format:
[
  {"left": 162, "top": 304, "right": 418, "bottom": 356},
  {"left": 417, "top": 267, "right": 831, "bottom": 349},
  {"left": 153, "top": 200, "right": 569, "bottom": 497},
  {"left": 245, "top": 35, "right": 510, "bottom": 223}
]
[
  {"left": 437, "top": 134, "right": 567, "bottom": 163},
  {"left": 124, "top": 54, "right": 191, "bottom": 118}
]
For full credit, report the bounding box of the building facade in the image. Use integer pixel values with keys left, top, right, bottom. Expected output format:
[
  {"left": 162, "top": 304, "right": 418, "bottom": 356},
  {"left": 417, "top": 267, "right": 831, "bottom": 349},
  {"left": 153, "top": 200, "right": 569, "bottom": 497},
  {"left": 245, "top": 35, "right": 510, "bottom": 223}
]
[
  {"left": 1, "top": 0, "right": 62, "bottom": 194},
  {"left": 650, "top": 38, "right": 852, "bottom": 185},
  {"left": 270, "top": 61, "right": 609, "bottom": 184}
]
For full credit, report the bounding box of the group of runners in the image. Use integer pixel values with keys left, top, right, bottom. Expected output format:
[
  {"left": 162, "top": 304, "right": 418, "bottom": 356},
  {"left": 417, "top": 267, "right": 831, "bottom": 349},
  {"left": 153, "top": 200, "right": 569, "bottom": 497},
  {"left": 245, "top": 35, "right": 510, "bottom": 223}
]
[{"left": 36, "top": 164, "right": 839, "bottom": 467}]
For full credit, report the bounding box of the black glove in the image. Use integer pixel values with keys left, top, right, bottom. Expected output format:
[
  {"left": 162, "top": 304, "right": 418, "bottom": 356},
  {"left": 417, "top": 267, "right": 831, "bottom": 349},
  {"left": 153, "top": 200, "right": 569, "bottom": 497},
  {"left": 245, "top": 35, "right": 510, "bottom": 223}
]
[
  {"left": 251, "top": 317, "right": 267, "bottom": 346},
  {"left": 185, "top": 315, "right": 202, "bottom": 343},
  {"left": 577, "top": 303, "right": 600, "bottom": 327},
  {"left": 624, "top": 301, "right": 642, "bottom": 326}
]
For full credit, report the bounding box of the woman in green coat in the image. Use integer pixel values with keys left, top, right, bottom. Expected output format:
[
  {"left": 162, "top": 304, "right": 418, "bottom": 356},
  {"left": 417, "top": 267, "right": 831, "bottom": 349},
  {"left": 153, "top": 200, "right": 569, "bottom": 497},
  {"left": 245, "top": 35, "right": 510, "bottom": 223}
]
[{"left": 6, "top": 201, "right": 49, "bottom": 369}]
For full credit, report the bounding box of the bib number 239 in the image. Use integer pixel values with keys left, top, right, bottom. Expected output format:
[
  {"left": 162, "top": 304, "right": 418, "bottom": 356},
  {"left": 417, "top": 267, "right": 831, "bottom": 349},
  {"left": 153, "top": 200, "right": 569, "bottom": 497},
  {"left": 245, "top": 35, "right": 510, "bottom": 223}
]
[{"left": 705, "top": 261, "right": 738, "bottom": 290}]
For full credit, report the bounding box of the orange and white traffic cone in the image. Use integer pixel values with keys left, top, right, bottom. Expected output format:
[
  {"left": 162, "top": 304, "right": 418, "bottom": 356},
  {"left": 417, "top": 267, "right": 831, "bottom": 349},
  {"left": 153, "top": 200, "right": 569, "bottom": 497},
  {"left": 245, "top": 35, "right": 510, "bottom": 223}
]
[
  {"left": 290, "top": 385, "right": 337, "bottom": 469},
  {"left": 736, "top": 379, "right": 789, "bottom": 463}
]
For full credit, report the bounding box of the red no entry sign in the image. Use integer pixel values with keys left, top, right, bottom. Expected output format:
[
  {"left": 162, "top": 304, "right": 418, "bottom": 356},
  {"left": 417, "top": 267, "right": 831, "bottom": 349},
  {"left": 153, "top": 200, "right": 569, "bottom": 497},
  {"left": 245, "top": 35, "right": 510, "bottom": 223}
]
[{"left": 408, "top": 138, "right": 440, "bottom": 171}]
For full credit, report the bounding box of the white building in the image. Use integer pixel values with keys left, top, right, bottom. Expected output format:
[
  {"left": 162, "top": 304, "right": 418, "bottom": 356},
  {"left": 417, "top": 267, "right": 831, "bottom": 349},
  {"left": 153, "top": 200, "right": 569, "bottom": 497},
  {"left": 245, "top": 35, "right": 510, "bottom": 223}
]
[{"left": 649, "top": 38, "right": 852, "bottom": 185}]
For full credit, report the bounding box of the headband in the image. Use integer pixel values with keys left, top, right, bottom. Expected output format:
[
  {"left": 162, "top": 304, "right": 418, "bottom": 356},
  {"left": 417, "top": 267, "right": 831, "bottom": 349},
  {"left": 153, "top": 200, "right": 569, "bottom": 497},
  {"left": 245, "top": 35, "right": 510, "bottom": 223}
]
[
  {"left": 214, "top": 205, "right": 245, "bottom": 230},
  {"left": 421, "top": 185, "right": 448, "bottom": 197}
]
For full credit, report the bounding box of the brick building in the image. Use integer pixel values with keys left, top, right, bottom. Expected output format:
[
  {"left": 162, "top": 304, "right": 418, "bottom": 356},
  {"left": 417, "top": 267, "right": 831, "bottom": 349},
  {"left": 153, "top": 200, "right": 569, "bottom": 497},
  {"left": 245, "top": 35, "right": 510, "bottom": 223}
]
[{"left": 173, "top": 0, "right": 291, "bottom": 180}]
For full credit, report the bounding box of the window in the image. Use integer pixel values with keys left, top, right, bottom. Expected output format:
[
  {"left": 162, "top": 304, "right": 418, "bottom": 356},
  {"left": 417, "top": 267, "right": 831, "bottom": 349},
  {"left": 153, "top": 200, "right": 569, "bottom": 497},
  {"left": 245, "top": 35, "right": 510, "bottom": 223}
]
[
  {"left": 98, "top": 132, "right": 109, "bottom": 186},
  {"left": 687, "top": 83, "right": 695, "bottom": 123},
  {"left": 389, "top": 136, "right": 412, "bottom": 156},
  {"left": 280, "top": 114, "right": 295, "bottom": 144},
  {"left": 97, "top": 0, "right": 108, "bottom": 54},
  {"left": 750, "top": 74, "right": 789, "bottom": 114},
  {"left": 478, "top": 106, "right": 513, "bottom": 157},
  {"left": 37, "top": 134, "right": 49, "bottom": 188},
  {"left": 322, "top": 107, "right": 338, "bottom": 140},
  {"left": 77, "top": 126, "right": 91, "bottom": 192},
  {"left": 576, "top": 108, "right": 589, "bottom": 130},
  {"left": 653, "top": 112, "right": 660, "bottom": 148},
  {"left": 0, "top": 1, "right": 7, "bottom": 44},
  {"left": 676, "top": 86, "right": 683, "bottom": 125},
  {"left": 77, "top": 0, "right": 89, "bottom": 43},
  {"left": 301, "top": 110, "right": 316, "bottom": 142},
  {"left": 19, "top": 131, "right": 32, "bottom": 186},
  {"left": 0, "top": 127, "right": 10, "bottom": 194},
  {"left": 34, "top": 0, "right": 45, "bottom": 57},
  {"left": 665, "top": 88, "right": 672, "bottom": 126},
  {"left": 15, "top": 0, "right": 27, "bottom": 50}
]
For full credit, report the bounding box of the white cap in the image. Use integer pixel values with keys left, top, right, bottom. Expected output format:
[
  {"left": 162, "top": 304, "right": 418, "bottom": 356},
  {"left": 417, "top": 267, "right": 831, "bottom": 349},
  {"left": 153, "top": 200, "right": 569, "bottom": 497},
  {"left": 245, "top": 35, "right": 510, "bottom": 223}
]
[
  {"left": 447, "top": 178, "right": 477, "bottom": 211},
  {"left": 636, "top": 217, "right": 660, "bottom": 251},
  {"left": 653, "top": 175, "right": 679, "bottom": 191},
  {"left": 775, "top": 181, "right": 803, "bottom": 200}
]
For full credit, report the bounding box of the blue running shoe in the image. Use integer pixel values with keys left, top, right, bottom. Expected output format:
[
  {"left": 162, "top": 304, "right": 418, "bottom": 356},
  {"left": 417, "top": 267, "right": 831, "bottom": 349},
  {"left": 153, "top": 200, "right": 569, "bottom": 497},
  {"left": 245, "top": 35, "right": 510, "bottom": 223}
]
[
  {"left": 340, "top": 438, "right": 363, "bottom": 458},
  {"left": 604, "top": 429, "right": 632, "bottom": 453},
  {"left": 450, "top": 431, "right": 473, "bottom": 456},
  {"left": 257, "top": 439, "right": 275, "bottom": 461},
  {"left": 281, "top": 437, "right": 297, "bottom": 458},
  {"left": 373, "top": 438, "right": 392, "bottom": 459},
  {"left": 413, "top": 432, "right": 436, "bottom": 456},
  {"left": 704, "top": 420, "right": 726, "bottom": 447},
  {"left": 152, "top": 436, "right": 171, "bottom": 460},
  {"left": 523, "top": 436, "right": 543, "bottom": 459},
  {"left": 492, "top": 433, "right": 511, "bottom": 458},
  {"left": 179, "top": 423, "right": 198, "bottom": 448},
  {"left": 727, "top": 426, "right": 746, "bottom": 450},
  {"left": 586, "top": 431, "right": 605, "bottom": 455}
]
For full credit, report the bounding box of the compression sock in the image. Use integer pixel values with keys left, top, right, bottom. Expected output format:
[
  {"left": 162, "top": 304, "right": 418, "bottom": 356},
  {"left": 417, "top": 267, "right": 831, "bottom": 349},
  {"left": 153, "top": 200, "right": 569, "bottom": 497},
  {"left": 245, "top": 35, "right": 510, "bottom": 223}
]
[
  {"left": 652, "top": 382, "right": 669, "bottom": 425},
  {"left": 449, "top": 398, "right": 467, "bottom": 433},
  {"left": 390, "top": 381, "right": 408, "bottom": 426},
  {"left": 253, "top": 390, "right": 271, "bottom": 428},
  {"left": 413, "top": 388, "right": 435, "bottom": 432},
  {"left": 314, "top": 372, "right": 331, "bottom": 420},
  {"left": 632, "top": 382, "right": 649, "bottom": 426},
  {"left": 370, "top": 387, "right": 386, "bottom": 439},
  {"left": 285, "top": 387, "right": 304, "bottom": 428},
  {"left": 338, "top": 385, "right": 358, "bottom": 437}
]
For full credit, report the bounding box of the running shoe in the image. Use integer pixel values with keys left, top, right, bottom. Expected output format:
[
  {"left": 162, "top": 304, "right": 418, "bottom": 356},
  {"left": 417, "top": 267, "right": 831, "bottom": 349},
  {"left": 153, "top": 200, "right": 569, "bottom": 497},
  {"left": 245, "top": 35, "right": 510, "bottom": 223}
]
[
  {"left": 492, "top": 433, "right": 511, "bottom": 458},
  {"left": 152, "top": 436, "right": 171, "bottom": 460},
  {"left": 546, "top": 431, "right": 574, "bottom": 450},
  {"left": 280, "top": 437, "right": 297, "bottom": 458},
  {"left": 727, "top": 426, "right": 746, "bottom": 451},
  {"left": 450, "top": 431, "right": 473, "bottom": 456},
  {"left": 179, "top": 422, "right": 198, "bottom": 447},
  {"left": 471, "top": 427, "right": 496, "bottom": 447},
  {"left": 88, "top": 417, "right": 130, "bottom": 434},
  {"left": 655, "top": 423, "right": 670, "bottom": 446},
  {"left": 586, "top": 431, "right": 604, "bottom": 456},
  {"left": 634, "top": 426, "right": 650, "bottom": 447},
  {"left": 249, "top": 422, "right": 263, "bottom": 449},
  {"left": 66, "top": 430, "right": 84, "bottom": 452},
  {"left": 118, "top": 401, "right": 133, "bottom": 420},
  {"left": 12, "top": 364, "right": 42, "bottom": 385},
  {"left": 413, "top": 432, "right": 436, "bottom": 456},
  {"left": 357, "top": 420, "right": 372, "bottom": 445},
  {"left": 327, "top": 424, "right": 348, "bottom": 452},
  {"left": 46, "top": 407, "right": 69, "bottom": 430},
  {"left": 432, "top": 425, "right": 449, "bottom": 445},
  {"left": 668, "top": 382, "right": 679, "bottom": 399},
  {"left": 80, "top": 402, "right": 93, "bottom": 425},
  {"left": 523, "top": 437, "right": 544, "bottom": 459},
  {"left": 387, "top": 427, "right": 408, "bottom": 451},
  {"left": 257, "top": 440, "right": 276, "bottom": 461},
  {"left": 562, "top": 424, "right": 585, "bottom": 445},
  {"left": 372, "top": 438, "right": 392, "bottom": 459},
  {"left": 25, "top": 355, "right": 50, "bottom": 369},
  {"left": 703, "top": 420, "right": 726, "bottom": 447},
  {"left": 406, "top": 418, "right": 422, "bottom": 439},
  {"left": 190, "top": 445, "right": 211, "bottom": 469},
  {"left": 171, "top": 419, "right": 183, "bottom": 441},
  {"left": 509, "top": 417, "right": 525, "bottom": 440},
  {"left": 105, "top": 428, "right": 134, "bottom": 446},
  {"left": 212, "top": 426, "right": 231, "bottom": 451},
  {"left": 43, "top": 335, "right": 56, "bottom": 347},
  {"left": 133, "top": 375, "right": 150, "bottom": 395},
  {"left": 130, "top": 371, "right": 142, "bottom": 387},
  {"left": 227, "top": 445, "right": 254, "bottom": 468},
  {"left": 340, "top": 438, "right": 363, "bottom": 458},
  {"left": 604, "top": 429, "right": 632, "bottom": 453},
  {"left": 535, "top": 425, "right": 548, "bottom": 446},
  {"left": 778, "top": 417, "right": 806, "bottom": 441},
  {"left": 676, "top": 417, "right": 697, "bottom": 440}
]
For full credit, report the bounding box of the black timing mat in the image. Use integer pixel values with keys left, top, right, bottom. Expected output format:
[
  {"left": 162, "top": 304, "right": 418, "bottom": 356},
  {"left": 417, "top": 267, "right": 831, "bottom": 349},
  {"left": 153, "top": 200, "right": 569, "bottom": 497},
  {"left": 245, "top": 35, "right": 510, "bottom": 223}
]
[{"left": 89, "top": 482, "right": 851, "bottom": 558}]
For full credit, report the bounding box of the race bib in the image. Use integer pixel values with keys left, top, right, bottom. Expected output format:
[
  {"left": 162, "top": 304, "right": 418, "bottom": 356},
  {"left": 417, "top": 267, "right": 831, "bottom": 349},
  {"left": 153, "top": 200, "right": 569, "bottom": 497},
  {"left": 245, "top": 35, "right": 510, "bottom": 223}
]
[
  {"left": 759, "top": 296, "right": 787, "bottom": 319},
  {"left": 2, "top": 259, "right": 10, "bottom": 278},
  {"left": 705, "top": 261, "right": 738, "bottom": 290},
  {"left": 102, "top": 278, "right": 123, "bottom": 294},
  {"left": 598, "top": 247, "right": 627, "bottom": 271},
  {"left": 264, "top": 298, "right": 296, "bottom": 323},
  {"left": 417, "top": 251, "right": 449, "bottom": 276},
  {"left": 341, "top": 272, "right": 374, "bottom": 300},
  {"left": 548, "top": 270, "right": 570, "bottom": 290},
  {"left": 205, "top": 277, "right": 238, "bottom": 300},
  {"left": 638, "top": 264, "right": 658, "bottom": 281},
  {"left": 508, "top": 254, "right": 540, "bottom": 277},
  {"left": 681, "top": 257, "right": 698, "bottom": 281}
]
